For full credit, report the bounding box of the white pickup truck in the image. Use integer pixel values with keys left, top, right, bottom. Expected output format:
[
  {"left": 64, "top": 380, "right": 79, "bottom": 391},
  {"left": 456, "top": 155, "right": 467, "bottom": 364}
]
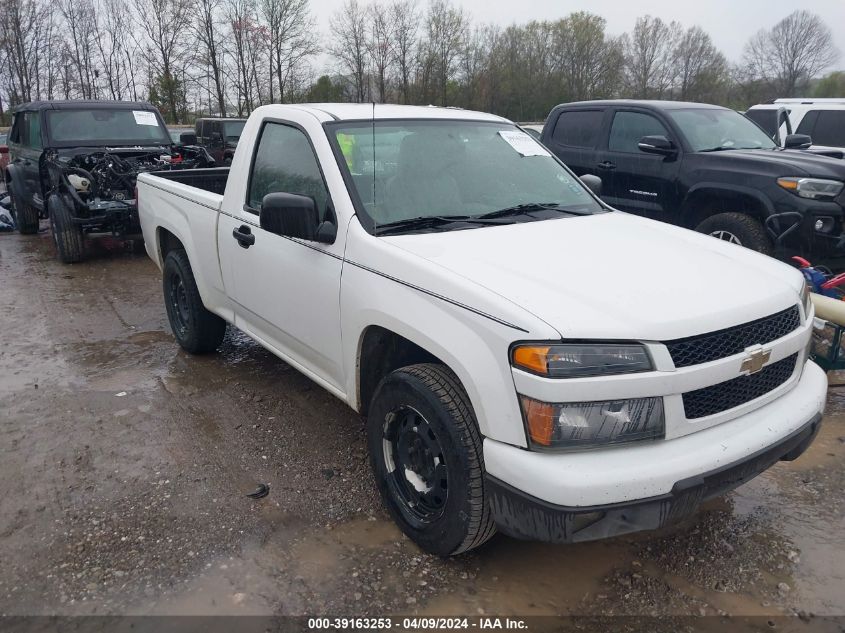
[{"left": 137, "top": 104, "right": 827, "bottom": 556}]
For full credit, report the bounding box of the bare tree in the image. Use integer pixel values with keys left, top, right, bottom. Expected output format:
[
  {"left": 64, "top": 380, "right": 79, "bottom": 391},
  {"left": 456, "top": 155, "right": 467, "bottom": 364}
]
[
  {"left": 421, "top": 0, "right": 468, "bottom": 106},
  {"left": 133, "top": 0, "right": 193, "bottom": 121},
  {"left": 367, "top": 2, "right": 393, "bottom": 102},
  {"left": 260, "top": 0, "right": 317, "bottom": 104},
  {"left": 226, "top": 0, "right": 262, "bottom": 113},
  {"left": 329, "top": 0, "right": 370, "bottom": 102},
  {"left": 554, "top": 12, "right": 624, "bottom": 102},
  {"left": 193, "top": 0, "right": 228, "bottom": 115},
  {"left": 673, "top": 26, "right": 727, "bottom": 102},
  {"left": 390, "top": 0, "right": 418, "bottom": 104},
  {"left": 459, "top": 24, "right": 496, "bottom": 111},
  {"left": 94, "top": 0, "right": 136, "bottom": 100},
  {"left": 0, "top": 0, "right": 44, "bottom": 103},
  {"left": 743, "top": 10, "right": 840, "bottom": 97},
  {"left": 622, "top": 15, "right": 681, "bottom": 99},
  {"left": 57, "top": 0, "right": 98, "bottom": 98}
]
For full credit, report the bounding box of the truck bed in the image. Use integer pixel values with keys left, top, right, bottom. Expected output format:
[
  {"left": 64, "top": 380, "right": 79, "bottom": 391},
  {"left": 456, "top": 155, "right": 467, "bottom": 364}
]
[{"left": 147, "top": 167, "right": 230, "bottom": 196}]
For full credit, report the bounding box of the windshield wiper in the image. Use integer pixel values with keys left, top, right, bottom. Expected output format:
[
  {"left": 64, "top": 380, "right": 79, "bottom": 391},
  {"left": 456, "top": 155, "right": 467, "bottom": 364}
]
[
  {"left": 374, "top": 215, "right": 506, "bottom": 236},
  {"left": 699, "top": 146, "right": 739, "bottom": 153},
  {"left": 476, "top": 202, "right": 596, "bottom": 219}
]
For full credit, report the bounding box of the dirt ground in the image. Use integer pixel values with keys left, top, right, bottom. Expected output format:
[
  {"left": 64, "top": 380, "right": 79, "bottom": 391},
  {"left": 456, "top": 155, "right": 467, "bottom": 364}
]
[{"left": 1, "top": 228, "right": 844, "bottom": 626}]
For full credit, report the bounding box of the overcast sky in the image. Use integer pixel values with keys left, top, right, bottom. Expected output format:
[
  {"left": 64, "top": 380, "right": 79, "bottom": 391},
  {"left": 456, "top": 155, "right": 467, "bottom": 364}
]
[{"left": 311, "top": 0, "right": 845, "bottom": 74}]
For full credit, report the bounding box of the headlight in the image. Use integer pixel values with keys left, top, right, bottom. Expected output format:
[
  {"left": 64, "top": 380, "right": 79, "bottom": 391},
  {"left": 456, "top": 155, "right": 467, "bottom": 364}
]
[
  {"left": 777, "top": 177, "right": 844, "bottom": 200},
  {"left": 520, "top": 395, "right": 665, "bottom": 449},
  {"left": 511, "top": 343, "right": 652, "bottom": 378}
]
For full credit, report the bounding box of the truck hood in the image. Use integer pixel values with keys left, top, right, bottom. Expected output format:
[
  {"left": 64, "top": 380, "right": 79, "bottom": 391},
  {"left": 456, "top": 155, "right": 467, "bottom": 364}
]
[
  {"left": 382, "top": 212, "right": 803, "bottom": 341},
  {"left": 695, "top": 148, "right": 845, "bottom": 179}
]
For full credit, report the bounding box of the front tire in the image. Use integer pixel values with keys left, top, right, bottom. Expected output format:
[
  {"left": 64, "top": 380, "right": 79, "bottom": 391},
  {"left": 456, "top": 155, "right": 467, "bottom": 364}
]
[
  {"left": 48, "top": 195, "right": 86, "bottom": 263},
  {"left": 695, "top": 212, "right": 772, "bottom": 255},
  {"left": 367, "top": 363, "right": 495, "bottom": 556},
  {"left": 162, "top": 249, "right": 227, "bottom": 354}
]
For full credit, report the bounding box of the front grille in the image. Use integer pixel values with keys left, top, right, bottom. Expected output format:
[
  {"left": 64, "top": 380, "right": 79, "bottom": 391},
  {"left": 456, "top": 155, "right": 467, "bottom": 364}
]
[
  {"left": 666, "top": 306, "right": 800, "bottom": 368},
  {"left": 682, "top": 353, "right": 798, "bottom": 419}
]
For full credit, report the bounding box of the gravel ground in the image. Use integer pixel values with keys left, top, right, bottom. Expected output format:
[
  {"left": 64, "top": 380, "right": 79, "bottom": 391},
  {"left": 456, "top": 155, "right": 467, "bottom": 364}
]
[{"left": 0, "top": 227, "right": 843, "bottom": 623}]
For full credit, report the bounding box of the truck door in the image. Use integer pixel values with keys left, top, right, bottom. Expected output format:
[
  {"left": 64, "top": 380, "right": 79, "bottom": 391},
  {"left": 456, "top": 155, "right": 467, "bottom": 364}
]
[
  {"left": 543, "top": 108, "right": 607, "bottom": 178},
  {"left": 598, "top": 109, "right": 681, "bottom": 221},
  {"left": 9, "top": 111, "right": 44, "bottom": 208},
  {"left": 217, "top": 118, "right": 346, "bottom": 391}
]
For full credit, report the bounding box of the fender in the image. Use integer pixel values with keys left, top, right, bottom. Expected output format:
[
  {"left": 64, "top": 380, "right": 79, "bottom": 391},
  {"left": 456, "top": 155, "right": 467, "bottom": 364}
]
[
  {"left": 681, "top": 181, "right": 776, "bottom": 220},
  {"left": 5, "top": 163, "right": 35, "bottom": 206}
]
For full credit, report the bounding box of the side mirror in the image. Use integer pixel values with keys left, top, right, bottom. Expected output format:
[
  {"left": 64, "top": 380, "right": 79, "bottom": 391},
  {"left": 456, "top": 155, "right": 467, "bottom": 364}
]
[
  {"left": 638, "top": 135, "right": 676, "bottom": 155},
  {"left": 259, "top": 192, "right": 335, "bottom": 244},
  {"left": 784, "top": 134, "right": 812, "bottom": 150},
  {"left": 0, "top": 145, "right": 8, "bottom": 154},
  {"left": 580, "top": 174, "right": 602, "bottom": 196},
  {"left": 180, "top": 132, "right": 197, "bottom": 145}
]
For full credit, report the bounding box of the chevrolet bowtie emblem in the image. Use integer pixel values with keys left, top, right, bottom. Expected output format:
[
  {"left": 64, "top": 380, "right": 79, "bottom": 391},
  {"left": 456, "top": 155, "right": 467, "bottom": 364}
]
[{"left": 740, "top": 348, "right": 772, "bottom": 375}]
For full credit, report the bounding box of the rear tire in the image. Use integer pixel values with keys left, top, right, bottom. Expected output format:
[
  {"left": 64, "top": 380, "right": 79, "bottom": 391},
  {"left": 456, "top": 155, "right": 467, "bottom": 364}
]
[
  {"left": 162, "top": 249, "right": 227, "bottom": 354},
  {"left": 695, "top": 212, "right": 772, "bottom": 255},
  {"left": 48, "top": 195, "right": 86, "bottom": 263},
  {"left": 9, "top": 184, "right": 39, "bottom": 235},
  {"left": 367, "top": 363, "right": 495, "bottom": 556}
]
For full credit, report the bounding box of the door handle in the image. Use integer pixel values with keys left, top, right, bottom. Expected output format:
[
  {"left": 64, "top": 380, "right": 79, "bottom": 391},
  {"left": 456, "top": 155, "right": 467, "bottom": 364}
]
[
  {"left": 232, "top": 225, "right": 255, "bottom": 248},
  {"left": 597, "top": 161, "right": 616, "bottom": 170}
]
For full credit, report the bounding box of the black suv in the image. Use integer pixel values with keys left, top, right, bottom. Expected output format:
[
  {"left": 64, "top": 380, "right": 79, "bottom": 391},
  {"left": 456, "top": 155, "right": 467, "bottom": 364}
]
[
  {"left": 541, "top": 100, "right": 845, "bottom": 260},
  {"left": 4, "top": 100, "right": 213, "bottom": 263},
  {"left": 192, "top": 118, "right": 246, "bottom": 166}
]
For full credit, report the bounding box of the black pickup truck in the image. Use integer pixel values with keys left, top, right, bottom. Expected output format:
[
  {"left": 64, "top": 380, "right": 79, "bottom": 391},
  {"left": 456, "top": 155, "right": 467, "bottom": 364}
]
[
  {"left": 4, "top": 100, "right": 213, "bottom": 263},
  {"left": 540, "top": 100, "right": 845, "bottom": 261}
]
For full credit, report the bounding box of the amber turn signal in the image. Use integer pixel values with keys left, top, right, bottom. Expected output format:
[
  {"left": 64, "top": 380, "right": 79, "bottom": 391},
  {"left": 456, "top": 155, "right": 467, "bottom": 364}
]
[
  {"left": 512, "top": 346, "right": 550, "bottom": 375},
  {"left": 520, "top": 395, "right": 556, "bottom": 446}
]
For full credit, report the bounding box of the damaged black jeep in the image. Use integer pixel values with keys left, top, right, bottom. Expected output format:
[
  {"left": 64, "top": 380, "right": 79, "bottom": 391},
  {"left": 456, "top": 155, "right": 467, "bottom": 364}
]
[{"left": 4, "top": 100, "right": 214, "bottom": 263}]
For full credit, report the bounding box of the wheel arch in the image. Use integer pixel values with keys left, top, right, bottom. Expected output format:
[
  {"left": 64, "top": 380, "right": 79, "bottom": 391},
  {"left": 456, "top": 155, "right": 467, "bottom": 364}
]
[
  {"left": 356, "top": 325, "right": 446, "bottom": 417},
  {"left": 5, "top": 164, "right": 32, "bottom": 203},
  {"left": 157, "top": 226, "right": 185, "bottom": 266},
  {"left": 680, "top": 183, "right": 774, "bottom": 229}
]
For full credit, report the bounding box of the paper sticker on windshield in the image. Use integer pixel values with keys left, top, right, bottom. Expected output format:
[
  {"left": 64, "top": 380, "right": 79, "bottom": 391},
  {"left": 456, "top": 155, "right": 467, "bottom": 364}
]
[
  {"left": 132, "top": 110, "right": 159, "bottom": 126},
  {"left": 498, "top": 130, "right": 550, "bottom": 157}
]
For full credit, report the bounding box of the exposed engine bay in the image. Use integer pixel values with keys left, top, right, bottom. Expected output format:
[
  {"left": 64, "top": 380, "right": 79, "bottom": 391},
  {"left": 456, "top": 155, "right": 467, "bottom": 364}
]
[
  {"left": 53, "top": 150, "right": 169, "bottom": 205},
  {"left": 41, "top": 145, "right": 215, "bottom": 235}
]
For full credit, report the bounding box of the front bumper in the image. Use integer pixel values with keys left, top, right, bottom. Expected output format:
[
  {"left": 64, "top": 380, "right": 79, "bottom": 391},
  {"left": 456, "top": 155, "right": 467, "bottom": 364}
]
[
  {"left": 484, "top": 359, "right": 827, "bottom": 542},
  {"left": 767, "top": 193, "right": 845, "bottom": 257},
  {"left": 487, "top": 412, "right": 822, "bottom": 543}
]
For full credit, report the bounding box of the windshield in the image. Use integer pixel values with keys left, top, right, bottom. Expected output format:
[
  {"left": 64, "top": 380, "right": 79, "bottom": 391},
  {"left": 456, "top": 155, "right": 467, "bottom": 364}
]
[
  {"left": 743, "top": 109, "right": 779, "bottom": 139},
  {"left": 224, "top": 120, "right": 246, "bottom": 141},
  {"left": 46, "top": 109, "right": 170, "bottom": 146},
  {"left": 669, "top": 108, "right": 777, "bottom": 152},
  {"left": 331, "top": 120, "right": 603, "bottom": 232}
]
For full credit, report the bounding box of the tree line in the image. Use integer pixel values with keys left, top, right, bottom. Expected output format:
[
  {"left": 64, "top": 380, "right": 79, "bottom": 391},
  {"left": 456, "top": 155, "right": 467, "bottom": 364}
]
[{"left": 0, "top": 0, "right": 840, "bottom": 125}]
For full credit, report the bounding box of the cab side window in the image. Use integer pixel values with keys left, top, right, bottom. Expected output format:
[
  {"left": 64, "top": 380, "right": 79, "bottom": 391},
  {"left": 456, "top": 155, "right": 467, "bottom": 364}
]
[
  {"left": 11, "top": 112, "right": 43, "bottom": 148},
  {"left": 808, "top": 111, "right": 845, "bottom": 148},
  {"left": 8, "top": 113, "right": 23, "bottom": 144},
  {"left": 608, "top": 111, "right": 669, "bottom": 153},
  {"left": 247, "top": 122, "right": 329, "bottom": 220},
  {"left": 551, "top": 110, "right": 604, "bottom": 148},
  {"left": 26, "top": 112, "right": 42, "bottom": 148}
]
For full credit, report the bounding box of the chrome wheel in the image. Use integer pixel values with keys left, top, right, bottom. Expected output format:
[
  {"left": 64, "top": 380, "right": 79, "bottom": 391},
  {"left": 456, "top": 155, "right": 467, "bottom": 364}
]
[{"left": 710, "top": 230, "right": 743, "bottom": 245}]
